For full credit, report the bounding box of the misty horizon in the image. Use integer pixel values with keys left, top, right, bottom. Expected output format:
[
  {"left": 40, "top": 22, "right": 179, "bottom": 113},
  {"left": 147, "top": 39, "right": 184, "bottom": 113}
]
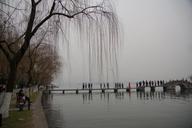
[{"left": 53, "top": 0, "right": 192, "bottom": 88}]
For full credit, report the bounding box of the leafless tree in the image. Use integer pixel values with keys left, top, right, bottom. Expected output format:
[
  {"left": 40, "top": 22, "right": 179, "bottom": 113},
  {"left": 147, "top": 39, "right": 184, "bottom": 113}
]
[{"left": 0, "top": 0, "right": 120, "bottom": 92}]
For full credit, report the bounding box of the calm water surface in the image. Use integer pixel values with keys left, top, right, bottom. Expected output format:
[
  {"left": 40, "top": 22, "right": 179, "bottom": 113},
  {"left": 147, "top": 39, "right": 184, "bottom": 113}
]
[{"left": 42, "top": 88, "right": 192, "bottom": 128}]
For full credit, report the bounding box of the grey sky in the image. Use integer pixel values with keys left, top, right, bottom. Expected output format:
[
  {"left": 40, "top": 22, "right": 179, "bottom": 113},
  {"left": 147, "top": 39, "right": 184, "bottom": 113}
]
[
  {"left": 55, "top": 0, "right": 192, "bottom": 88},
  {"left": 116, "top": 0, "right": 192, "bottom": 82}
]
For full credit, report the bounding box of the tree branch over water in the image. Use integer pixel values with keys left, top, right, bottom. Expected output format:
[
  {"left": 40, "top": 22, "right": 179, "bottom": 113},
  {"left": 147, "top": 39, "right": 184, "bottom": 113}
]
[{"left": 0, "top": 0, "right": 120, "bottom": 92}]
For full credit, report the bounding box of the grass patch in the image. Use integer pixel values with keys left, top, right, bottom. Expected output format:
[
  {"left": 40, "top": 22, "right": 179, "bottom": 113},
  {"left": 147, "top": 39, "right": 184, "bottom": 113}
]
[{"left": 2, "top": 110, "right": 33, "bottom": 128}]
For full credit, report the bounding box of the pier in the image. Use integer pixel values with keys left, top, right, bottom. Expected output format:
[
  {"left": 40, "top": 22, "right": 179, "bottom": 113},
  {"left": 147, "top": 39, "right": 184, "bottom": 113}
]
[
  {"left": 49, "top": 88, "right": 132, "bottom": 94},
  {"left": 48, "top": 80, "right": 192, "bottom": 94}
]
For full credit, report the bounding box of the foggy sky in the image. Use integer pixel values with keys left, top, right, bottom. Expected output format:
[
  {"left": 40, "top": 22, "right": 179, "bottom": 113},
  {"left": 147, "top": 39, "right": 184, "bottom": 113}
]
[
  {"left": 54, "top": 0, "right": 192, "bottom": 88},
  {"left": 116, "top": 0, "right": 192, "bottom": 82}
]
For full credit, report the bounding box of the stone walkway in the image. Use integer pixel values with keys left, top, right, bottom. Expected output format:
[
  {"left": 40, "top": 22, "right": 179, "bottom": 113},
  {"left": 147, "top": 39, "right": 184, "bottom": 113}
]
[{"left": 32, "top": 92, "right": 48, "bottom": 128}]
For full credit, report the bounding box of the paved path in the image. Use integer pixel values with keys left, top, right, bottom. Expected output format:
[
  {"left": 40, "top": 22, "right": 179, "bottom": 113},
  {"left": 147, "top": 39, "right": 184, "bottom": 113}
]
[{"left": 32, "top": 92, "right": 48, "bottom": 128}]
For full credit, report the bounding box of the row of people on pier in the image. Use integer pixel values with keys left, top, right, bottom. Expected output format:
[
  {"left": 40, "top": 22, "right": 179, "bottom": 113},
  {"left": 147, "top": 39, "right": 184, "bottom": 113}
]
[
  {"left": 82, "top": 83, "right": 93, "bottom": 89},
  {"left": 82, "top": 83, "right": 111, "bottom": 89},
  {"left": 82, "top": 80, "right": 165, "bottom": 89},
  {"left": 136, "top": 80, "right": 165, "bottom": 87},
  {"left": 115, "top": 83, "right": 124, "bottom": 89},
  {"left": 100, "top": 83, "right": 109, "bottom": 89}
]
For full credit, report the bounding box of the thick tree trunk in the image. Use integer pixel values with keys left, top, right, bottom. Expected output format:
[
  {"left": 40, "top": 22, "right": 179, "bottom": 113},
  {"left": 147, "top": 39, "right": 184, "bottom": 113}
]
[
  {"left": 27, "top": 57, "right": 33, "bottom": 87},
  {"left": 6, "top": 62, "right": 17, "bottom": 92},
  {"left": 0, "top": 92, "right": 12, "bottom": 118}
]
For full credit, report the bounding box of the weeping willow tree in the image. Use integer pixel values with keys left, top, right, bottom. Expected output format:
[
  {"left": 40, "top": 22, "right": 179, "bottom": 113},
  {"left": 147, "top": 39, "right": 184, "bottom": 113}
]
[{"left": 0, "top": 0, "right": 120, "bottom": 92}]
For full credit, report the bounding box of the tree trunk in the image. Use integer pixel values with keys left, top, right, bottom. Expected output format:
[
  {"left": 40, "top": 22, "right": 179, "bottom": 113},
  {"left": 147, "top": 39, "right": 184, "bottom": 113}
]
[
  {"left": 6, "top": 62, "right": 17, "bottom": 92},
  {"left": 27, "top": 57, "right": 33, "bottom": 87},
  {"left": 27, "top": 72, "right": 32, "bottom": 87}
]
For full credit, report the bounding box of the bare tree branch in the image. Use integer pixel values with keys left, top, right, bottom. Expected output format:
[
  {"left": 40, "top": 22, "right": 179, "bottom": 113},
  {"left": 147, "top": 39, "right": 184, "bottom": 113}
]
[
  {"left": 6, "top": 43, "right": 16, "bottom": 55},
  {"left": 0, "top": 40, "right": 16, "bottom": 56},
  {"left": 15, "top": 0, "right": 37, "bottom": 64},
  {"left": 31, "top": 4, "right": 102, "bottom": 36},
  {"left": 12, "top": 32, "right": 25, "bottom": 45},
  {"left": 31, "top": 31, "right": 47, "bottom": 55},
  {"left": 58, "top": 1, "right": 70, "bottom": 15},
  {"left": 2, "top": 0, "right": 23, "bottom": 32},
  {"left": 50, "top": 0, "right": 56, "bottom": 14},
  {"left": 35, "top": 0, "right": 42, "bottom": 5},
  {"left": 0, "top": 1, "right": 24, "bottom": 10},
  {"left": 0, "top": 44, "right": 11, "bottom": 61},
  {"left": 0, "top": 8, "right": 9, "bottom": 16}
]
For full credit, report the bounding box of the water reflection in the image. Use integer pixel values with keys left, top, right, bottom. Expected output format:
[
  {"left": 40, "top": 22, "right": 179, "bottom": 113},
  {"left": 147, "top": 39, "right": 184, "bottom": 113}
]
[
  {"left": 166, "top": 89, "right": 192, "bottom": 100},
  {"left": 82, "top": 93, "right": 93, "bottom": 104},
  {"left": 42, "top": 91, "right": 192, "bottom": 128},
  {"left": 42, "top": 93, "right": 66, "bottom": 128},
  {"left": 115, "top": 92, "right": 124, "bottom": 100},
  {"left": 80, "top": 90, "right": 192, "bottom": 103},
  {"left": 136, "top": 91, "right": 166, "bottom": 100}
]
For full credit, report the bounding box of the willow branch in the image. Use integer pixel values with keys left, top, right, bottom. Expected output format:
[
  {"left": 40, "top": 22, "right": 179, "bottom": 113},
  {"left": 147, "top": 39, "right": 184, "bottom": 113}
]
[
  {"left": 35, "top": 0, "right": 42, "bottom": 5},
  {"left": 58, "top": 1, "right": 70, "bottom": 15},
  {"left": 0, "top": 1, "right": 24, "bottom": 10},
  {"left": 31, "top": 4, "right": 103, "bottom": 39}
]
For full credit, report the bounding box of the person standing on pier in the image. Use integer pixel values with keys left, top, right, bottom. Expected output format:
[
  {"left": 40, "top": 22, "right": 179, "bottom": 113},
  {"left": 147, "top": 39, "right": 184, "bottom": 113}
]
[
  {"left": 142, "top": 81, "right": 145, "bottom": 87},
  {"left": 82, "top": 83, "right": 85, "bottom": 90},
  {"left": 128, "top": 82, "right": 131, "bottom": 89},
  {"left": 157, "top": 81, "right": 160, "bottom": 86},
  {"left": 149, "top": 81, "right": 151, "bottom": 87},
  {"left": 146, "top": 80, "right": 148, "bottom": 87},
  {"left": 136, "top": 82, "right": 138, "bottom": 88},
  {"left": 160, "top": 81, "right": 163, "bottom": 85},
  {"left": 139, "top": 82, "right": 141, "bottom": 87},
  {"left": 88, "top": 83, "right": 90, "bottom": 89}
]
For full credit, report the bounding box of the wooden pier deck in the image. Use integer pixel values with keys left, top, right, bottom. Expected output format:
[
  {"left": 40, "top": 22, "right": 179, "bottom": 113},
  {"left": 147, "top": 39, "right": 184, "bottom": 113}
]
[{"left": 48, "top": 87, "right": 159, "bottom": 94}]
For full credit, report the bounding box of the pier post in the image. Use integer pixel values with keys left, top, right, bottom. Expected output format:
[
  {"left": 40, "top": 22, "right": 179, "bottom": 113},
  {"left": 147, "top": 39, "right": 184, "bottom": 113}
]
[
  {"left": 89, "top": 89, "right": 92, "bottom": 94},
  {"left": 114, "top": 88, "right": 118, "bottom": 93},
  {"left": 76, "top": 90, "right": 79, "bottom": 94},
  {"left": 62, "top": 90, "right": 65, "bottom": 94},
  {"left": 49, "top": 90, "right": 51, "bottom": 94},
  {"left": 136, "top": 88, "right": 140, "bottom": 92},
  {"left": 102, "top": 89, "right": 105, "bottom": 93},
  {"left": 163, "top": 86, "right": 167, "bottom": 92},
  {"left": 137, "top": 87, "right": 144, "bottom": 92},
  {"left": 151, "top": 86, "right": 155, "bottom": 92},
  {"left": 126, "top": 88, "right": 130, "bottom": 92}
]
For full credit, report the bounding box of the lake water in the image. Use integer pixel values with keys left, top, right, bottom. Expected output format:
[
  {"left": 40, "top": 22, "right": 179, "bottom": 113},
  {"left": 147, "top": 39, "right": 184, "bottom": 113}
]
[{"left": 42, "top": 88, "right": 192, "bottom": 128}]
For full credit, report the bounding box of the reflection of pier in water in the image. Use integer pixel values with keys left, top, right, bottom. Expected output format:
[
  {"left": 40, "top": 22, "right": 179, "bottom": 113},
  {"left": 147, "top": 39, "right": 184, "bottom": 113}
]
[
  {"left": 136, "top": 91, "right": 166, "bottom": 100},
  {"left": 81, "top": 90, "right": 192, "bottom": 103}
]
